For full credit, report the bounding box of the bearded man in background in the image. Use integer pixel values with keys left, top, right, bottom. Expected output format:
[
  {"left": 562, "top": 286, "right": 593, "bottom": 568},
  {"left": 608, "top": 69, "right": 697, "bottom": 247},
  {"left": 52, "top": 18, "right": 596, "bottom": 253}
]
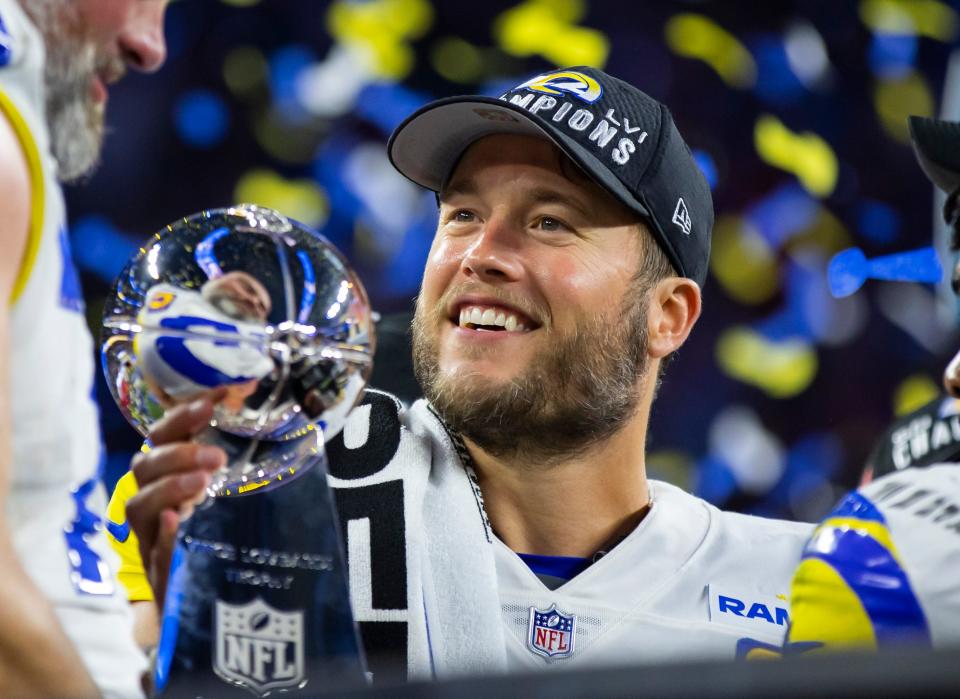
[{"left": 0, "top": 1, "right": 168, "bottom": 696}]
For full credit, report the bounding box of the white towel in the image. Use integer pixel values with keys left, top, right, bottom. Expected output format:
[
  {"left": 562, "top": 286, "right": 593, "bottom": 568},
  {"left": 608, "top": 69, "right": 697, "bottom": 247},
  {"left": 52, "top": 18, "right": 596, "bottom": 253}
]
[
  {"left": 412, "top": 400, "right": 507, "bottom": 677},
  {"left": 327, "top": 392, "right": 507, "bottom": 682}
]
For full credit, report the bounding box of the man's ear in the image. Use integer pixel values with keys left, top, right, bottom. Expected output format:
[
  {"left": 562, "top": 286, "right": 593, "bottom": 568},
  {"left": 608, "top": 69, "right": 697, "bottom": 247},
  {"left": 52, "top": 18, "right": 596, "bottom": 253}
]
[{"left": 646, "top": 278, "right": 702, "bottom": 358}]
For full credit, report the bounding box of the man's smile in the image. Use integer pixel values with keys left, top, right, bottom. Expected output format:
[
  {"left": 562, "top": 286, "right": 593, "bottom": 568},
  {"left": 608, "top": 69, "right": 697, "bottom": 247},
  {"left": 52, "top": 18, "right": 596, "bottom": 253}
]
[
  {"left": 455, "top": 304, "right": 532, "bottom": 333},
  {"left": 445, "top": 294, "right": 541, "bottom": 338}
]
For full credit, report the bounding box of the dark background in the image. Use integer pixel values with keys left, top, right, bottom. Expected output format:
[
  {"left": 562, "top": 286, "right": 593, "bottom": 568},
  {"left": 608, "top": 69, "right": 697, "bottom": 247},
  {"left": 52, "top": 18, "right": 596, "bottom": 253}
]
[{"left": 69, "top": 0, "right": 960, "bottom": 521}]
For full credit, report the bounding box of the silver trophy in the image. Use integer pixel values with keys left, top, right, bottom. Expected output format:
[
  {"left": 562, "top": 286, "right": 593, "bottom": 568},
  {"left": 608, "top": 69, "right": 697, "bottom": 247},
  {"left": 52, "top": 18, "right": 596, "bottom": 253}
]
[{"left": 101, "top": 204, "right": 374, "bottom": 697}]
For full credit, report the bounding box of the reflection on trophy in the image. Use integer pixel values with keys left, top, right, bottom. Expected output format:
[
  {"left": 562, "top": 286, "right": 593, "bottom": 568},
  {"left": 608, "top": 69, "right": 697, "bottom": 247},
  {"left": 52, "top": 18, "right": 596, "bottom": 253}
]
[
  {"left": 137, "top": 271, "right": 274, "bottom": 414},
  {"left": 101, "top": 204, "right": 374, "bottom": 697}
]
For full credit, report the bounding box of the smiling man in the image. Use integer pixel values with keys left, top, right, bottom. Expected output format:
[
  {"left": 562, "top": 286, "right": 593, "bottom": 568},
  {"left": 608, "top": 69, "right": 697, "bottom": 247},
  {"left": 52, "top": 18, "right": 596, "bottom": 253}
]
[
  {"left": 126, "top": 67, "right": 812, "bottom": 681},
  {"left": 0, "top": 1, "right": 167, "bottom": 697}
]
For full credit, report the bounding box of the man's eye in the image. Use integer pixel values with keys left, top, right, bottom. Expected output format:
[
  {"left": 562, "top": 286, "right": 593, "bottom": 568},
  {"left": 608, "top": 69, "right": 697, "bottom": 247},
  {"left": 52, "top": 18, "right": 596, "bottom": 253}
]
[
  {"left": 536, "top": 216, "right": 565, "bottom": 232},
  {"left": 453, "top": 210, "right": 475, "bottom": 223}
]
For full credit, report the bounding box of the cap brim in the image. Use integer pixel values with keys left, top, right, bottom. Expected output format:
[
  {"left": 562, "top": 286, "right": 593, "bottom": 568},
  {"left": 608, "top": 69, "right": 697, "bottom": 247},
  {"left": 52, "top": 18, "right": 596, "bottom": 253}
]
[
  {"left": 909, "top": 116, "right": 960, "bottom": 194},
  {"left": 387, "top": 95, "right": 653, "bottom": 221}
]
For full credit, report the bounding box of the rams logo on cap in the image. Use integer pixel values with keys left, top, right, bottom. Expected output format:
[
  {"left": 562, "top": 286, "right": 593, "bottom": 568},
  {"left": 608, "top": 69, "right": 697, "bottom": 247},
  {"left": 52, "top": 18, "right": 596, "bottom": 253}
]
[{"left": 515, "top": 71, "right": 603, "bottom": 104}]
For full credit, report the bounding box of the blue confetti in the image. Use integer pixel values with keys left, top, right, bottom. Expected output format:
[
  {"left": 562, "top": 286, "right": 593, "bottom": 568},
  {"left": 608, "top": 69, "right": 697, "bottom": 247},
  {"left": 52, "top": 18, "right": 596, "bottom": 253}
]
[
  {"left": 758, "top": 260, "right": 817, "bottom": 341},
  {"left": 173, "top": 89, "right": 230, "bottom": 148},
  {"left": 269, "top": 44, "right": 316, "bottom": 123},
  {"left": 354, "top": 83, "right": 432, "bottom": 135},
  {"left": 694, "top": 455, "right": 738, "bottom": 505},
  {"left": 751, "top": 35, "right": 807, "bottom": 105},
  {"left": 70, "top": 215, "right": 139, "bottom": 284},
  {"left": 828, "top": 246, "right": 943, "bottom": 298},
  {"left": 693, "top": 149, "right": 718, "bottom": 190},
  {"left": 857, "top": 199, "right": 901, "bottom": 245},
  {"left": 868, "top": 32, "right": 917, "bottom": 79},
  {"left": 746, "top": 183, "right": 819, "bottom": 247}
]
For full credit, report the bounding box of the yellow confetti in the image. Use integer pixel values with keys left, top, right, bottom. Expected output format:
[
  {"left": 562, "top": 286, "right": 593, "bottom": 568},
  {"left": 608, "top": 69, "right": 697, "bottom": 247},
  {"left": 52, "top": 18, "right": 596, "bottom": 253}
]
[
  {"left": 754, "top": 115, "right": 838, "bottom": 197},
  {"left": 223, "top": 46, "right": 267, "bottom": 98},
  {"left": 716, "top": 328, "right": 818, "bottom": 398},
  {"left": 327, "top": 0, "right": 434, "bottom": 80},
  {"left": 251, "top": 111, "right": 323, "bottom": 164},
  {"left": 874, "top": 71, "right": 934, "bottom": 144},
  {"left": 431, "top": 37, "right": 484, "bottom": 84},
  {"left": 710, "top": 216, "right": 780, "bottom": 305},
  {"left": 234, "top": 169, "right": 329, "bottom": 228},
  {"left": 860, "top": 0, "right": 957, "bottom": 41},
  {"left": 494, "top": 0, "right": 609, "bottom": 67},
  {"left": 664, "top": 13, "right": 756, "bottom": 89},
  {"left": 893, "top": 374, "right": 940, "bottom": 416}
]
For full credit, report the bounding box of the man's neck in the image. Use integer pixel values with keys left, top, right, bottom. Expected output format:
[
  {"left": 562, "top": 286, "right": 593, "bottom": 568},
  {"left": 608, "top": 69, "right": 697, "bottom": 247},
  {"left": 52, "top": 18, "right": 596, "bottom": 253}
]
[{"left": 465, "top": 410, "right": 652, "bottom": 559}]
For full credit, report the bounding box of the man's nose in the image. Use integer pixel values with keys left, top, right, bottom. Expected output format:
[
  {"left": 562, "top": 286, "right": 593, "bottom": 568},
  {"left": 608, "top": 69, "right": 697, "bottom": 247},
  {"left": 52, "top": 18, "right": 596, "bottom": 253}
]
[
  {"left": 120, "top": 2, "right": 168, "bottom": 73},
  {"left": 461, "top": 216, "right": 524, "bottom": 282}
]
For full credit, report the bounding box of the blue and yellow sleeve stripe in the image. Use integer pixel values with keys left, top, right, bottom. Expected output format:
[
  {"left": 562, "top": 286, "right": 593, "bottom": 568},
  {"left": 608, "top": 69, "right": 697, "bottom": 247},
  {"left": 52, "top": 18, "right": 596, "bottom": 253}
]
[{"left": 787, "top": 491, "right": 930, "bottom": 653}]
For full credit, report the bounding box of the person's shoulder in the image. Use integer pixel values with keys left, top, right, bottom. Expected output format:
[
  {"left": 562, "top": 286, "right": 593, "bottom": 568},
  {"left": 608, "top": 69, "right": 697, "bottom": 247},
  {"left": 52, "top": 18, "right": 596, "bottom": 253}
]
[
  {"left": 863, "top": 460, "right": 960, "bottom": 495},
  {"left": 706, "top": 507, "right": 812, "bottom": 585},
  {"left": 712, "top": 505, "right": 814, "bottom": 542},
  {"left": 0, "top": 83, "right": 30, "bottom": 299},
  {"left": 706, "top": 503, "right": 811, "bottom": 581},
  {"left": 0, "top": 0, "right": 44, "bottom": 302},
  {"left": 0, "top": 0, "right": 36, "bottom": 64},
  {"left": 655, "top": 482, "right": 810, "bottom": 589},
  {"left": 854, "top": 462, "right": 960, "bottom": 541},
  {"left": 653, "top": 479, "right": 812, "bottom": 543},
  {"left": 649, "top": 482, "right": 807, "bottom": 630},
  {"left": 0, "top": 0, "right": 46, "bottom": 106}
]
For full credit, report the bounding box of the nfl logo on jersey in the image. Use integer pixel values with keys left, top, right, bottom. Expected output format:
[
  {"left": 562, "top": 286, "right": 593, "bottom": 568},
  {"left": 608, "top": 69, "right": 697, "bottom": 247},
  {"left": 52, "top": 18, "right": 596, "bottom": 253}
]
[
  {"left": 214, "top": 598, "right": 305, "bottom": 696},
  {"left": 528, "top": 604, "right": 576, "bottom": 659}
]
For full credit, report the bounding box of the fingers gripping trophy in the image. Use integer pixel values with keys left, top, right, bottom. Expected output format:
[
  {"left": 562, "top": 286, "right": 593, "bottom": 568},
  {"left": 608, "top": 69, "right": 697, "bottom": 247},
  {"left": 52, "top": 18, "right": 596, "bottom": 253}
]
[{"left": 101, "top": 205, "right": 374, "bottom": 697}]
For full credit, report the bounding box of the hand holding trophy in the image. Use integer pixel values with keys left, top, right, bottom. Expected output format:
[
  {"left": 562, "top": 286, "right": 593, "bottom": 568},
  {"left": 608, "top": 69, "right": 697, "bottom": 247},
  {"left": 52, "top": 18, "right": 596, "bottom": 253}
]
[{"left": 101, "top": 204, "right": 374, "bottom": 697}]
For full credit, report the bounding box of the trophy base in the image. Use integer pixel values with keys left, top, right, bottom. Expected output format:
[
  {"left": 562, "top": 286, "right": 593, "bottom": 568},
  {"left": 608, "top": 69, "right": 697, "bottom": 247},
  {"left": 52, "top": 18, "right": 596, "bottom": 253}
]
[{"left": 155, "top": 448, "right": 367, "bottom": 698}]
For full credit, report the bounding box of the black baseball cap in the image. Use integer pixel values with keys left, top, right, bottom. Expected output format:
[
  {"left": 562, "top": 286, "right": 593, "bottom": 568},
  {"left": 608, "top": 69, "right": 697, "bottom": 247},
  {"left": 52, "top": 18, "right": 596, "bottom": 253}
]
[
  {"left": 909, "top": 116, "right": 960, "bottom": 195},
  {"left": 388, "top": 66, "right": 714, "bottom": 287}
]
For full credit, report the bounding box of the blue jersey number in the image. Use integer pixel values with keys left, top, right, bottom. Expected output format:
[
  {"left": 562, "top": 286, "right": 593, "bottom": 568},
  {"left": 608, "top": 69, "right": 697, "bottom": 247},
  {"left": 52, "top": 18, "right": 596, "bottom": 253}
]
[{"left": 64, "top": 478, "right": 114, "bottom": 596}]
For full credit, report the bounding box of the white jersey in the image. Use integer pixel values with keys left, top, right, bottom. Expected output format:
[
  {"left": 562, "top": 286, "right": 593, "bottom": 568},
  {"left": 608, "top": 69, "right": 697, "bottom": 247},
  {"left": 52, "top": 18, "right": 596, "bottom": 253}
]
[
  {"left": 495, "top": 480, "right": 812, "bottom": 669},
  {"left": 789, "top": 463, "right": 960, "bottom": 652},
  {"left": 104, "top": 391, "right": 812, "bottom": 683},
  {"left": 0, "top": 1, "right": 145, "bottom": 696}
]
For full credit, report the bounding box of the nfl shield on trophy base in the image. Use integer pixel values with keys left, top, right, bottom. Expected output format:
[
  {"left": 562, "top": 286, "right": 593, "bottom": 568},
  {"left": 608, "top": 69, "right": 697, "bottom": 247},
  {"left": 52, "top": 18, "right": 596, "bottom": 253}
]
[
  {"left": 100, "top": 206, "right": 376, "bottom": 697},
  {"left": 215, "top": 599, "right": 304, "bottom": 693}
]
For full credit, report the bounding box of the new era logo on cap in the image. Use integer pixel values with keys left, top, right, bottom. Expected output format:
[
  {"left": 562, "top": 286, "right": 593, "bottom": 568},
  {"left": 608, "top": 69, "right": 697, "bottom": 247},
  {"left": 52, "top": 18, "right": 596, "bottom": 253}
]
[{"left": 673, "top": 197, "right": 692, "bottom": 235}]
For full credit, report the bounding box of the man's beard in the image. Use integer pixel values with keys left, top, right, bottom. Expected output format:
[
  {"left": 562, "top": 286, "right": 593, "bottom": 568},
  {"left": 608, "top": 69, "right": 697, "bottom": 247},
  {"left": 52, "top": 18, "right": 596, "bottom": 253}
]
[
  {"left": 412, "top": 282, "right": 650, "bottom": 466},
  {"left": 20, "top": 0, "right": 115, "bottom": 182}
]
